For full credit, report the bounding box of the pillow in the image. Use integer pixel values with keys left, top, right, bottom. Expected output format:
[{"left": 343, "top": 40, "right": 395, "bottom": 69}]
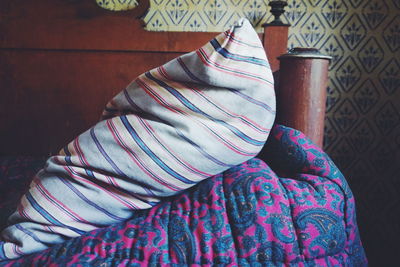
[{"left": 0, "top": 18, "right": 275, "bottom": 260}]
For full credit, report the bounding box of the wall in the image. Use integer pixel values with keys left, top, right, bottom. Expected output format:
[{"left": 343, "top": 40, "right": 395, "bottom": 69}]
[
  {"left": 144, "top": 0, "right": 400, "bottom": 265},
  {"left": 285, "top": 1, "right": 400, "bottom": 265}
]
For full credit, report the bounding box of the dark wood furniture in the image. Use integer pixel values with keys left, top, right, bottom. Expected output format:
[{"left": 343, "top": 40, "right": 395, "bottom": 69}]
[{"left": 0, "top": 0, "right": 330, "bottom": 156}]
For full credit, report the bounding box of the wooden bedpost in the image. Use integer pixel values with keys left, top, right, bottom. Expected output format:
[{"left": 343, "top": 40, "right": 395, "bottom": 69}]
[
  {"left": 261, "top": 1, "right": 331, "bottom": 148},
  {"left": 262, "top": 0, "right": 290, "bottom": 72},
  {"left": 276, "top": 48, "right": 332, "bottom": 147}
]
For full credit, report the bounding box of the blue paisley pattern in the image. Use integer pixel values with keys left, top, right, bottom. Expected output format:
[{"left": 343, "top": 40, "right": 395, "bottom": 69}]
[{"left": 0, "top": 125, "right": 367, "bottom": 266}]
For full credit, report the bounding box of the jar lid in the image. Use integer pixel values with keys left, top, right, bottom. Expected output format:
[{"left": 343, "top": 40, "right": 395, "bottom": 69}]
[{"left": 278, "top": 47, "right": 332, "bottom": 60}]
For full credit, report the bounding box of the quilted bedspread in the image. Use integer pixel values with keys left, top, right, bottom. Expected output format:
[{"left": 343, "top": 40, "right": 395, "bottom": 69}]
[{"left": 0, "top": 125, "right": 367, "bottom": 266}]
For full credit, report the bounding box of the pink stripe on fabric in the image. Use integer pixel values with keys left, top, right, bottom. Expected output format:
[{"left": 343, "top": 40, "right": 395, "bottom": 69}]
[
  {"left": 158, "top": 65, "right": 270, "bottom": 135},
  {"left": 16, "top": 186, "right": 36, "bottom": 222},
  {"left": 156, "top": 66, "right": 266, "bottom": 143},
  {"left": 107, "top": 118, "right": 182, "bottom": 192},
  {"left": 223, "top": 30, "right": 264, "bottom": 48},
  {"left": 194, "top": 89, "right": 270, "bottom": 133},
  {"left": 73, "top": 139, "right": 119, "bottom": 188},
  {"left": 54, "top": 157, "right": 142, "bottom": 210},
  {"left": 135, "top": 78, "right": 180, "bottom": 114},
  {"left": 34, "top": 179, "right": 95, "bottom": 226},
  {"left": 14, "top": 244, "right": 22, "bottom": 257},
  {"left": 17, "top": 204, "right": 31, "bottom": 221},
  {"left": 196, "top": 48, "right": 273, "bottom": 87},
  {"left": 138, "top": 118, "right": 212, "bottom": 179},
  {"left": 137, "top": 75, "right": 257, "bottom": 157}
]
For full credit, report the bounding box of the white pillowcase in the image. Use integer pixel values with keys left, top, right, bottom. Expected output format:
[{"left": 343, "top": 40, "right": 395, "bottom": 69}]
[{"left": 0, "top": 18, "right": 275, "bottom": 260}]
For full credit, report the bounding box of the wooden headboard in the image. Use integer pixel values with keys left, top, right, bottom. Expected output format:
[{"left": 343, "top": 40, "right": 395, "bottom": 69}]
[{"left": 0, "top": 1, "right": 328, "bottom": 156}]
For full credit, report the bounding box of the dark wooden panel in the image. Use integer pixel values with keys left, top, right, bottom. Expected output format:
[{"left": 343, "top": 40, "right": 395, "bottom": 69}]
[
  {"left": 262, "top": 25, "right": 289, "bottom": 72},
  {"left": 0, "top": 0, "right": 217, "bottom": 53},
  {"left": 0, "top": 1, "right": 284, "bottom": 57},
  {"left": 0, "top": 0, "right": 292, "bottom": 156},
  {"left": 0, "top": 50, "right": 181, "bottom": 156},
  {"left": 276, "top": 57, "right": 330, "bottom": 147}
]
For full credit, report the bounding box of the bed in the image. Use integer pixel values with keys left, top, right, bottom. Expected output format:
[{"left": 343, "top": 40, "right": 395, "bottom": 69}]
[{"left": 0, "top": 1, "right": 367, "bottom": 266}]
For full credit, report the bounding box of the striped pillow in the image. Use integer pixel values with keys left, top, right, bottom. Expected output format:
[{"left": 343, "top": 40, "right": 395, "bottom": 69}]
[{"left": 0, "top": 18, "right": 275, "bottom": 260}]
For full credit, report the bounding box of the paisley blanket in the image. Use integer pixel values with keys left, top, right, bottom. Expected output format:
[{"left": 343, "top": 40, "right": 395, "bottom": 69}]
[{"left": 0, "top": 125, "right": 367, "bottom": 266}]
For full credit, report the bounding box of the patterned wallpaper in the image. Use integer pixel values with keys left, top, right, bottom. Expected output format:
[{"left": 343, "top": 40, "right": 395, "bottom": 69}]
[
  {"left": 143, "top": 0, "right": 272, "bottom": 32},
  {"left": 142, "top": 0, "right": 400, "bottom": 264},
  {"left": 283, "top": 2, "right": 399, "bottom": 263},
  {"left": 95, "top": 0, "right": 138, "bottom": 11}
]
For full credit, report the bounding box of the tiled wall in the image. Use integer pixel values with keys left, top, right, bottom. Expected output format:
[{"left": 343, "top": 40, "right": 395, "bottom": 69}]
[{"left": 143, "top": 0, "right": 400, "bottom": 264}]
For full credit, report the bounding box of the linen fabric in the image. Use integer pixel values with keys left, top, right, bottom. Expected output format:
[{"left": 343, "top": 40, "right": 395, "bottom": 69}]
[{"left": 0, "top": 18, "right": 275, "bottom": 260}]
